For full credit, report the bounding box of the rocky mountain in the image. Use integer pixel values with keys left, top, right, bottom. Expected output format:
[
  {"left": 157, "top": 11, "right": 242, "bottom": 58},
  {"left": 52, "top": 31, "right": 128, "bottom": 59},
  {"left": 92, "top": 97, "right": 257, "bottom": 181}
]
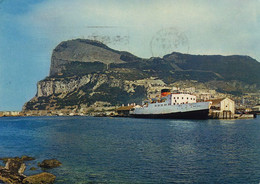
[
  {"left": 50, "top": 39, "right": 141, "bottom": 76},
  {"left": 23, "top": 39, "right": 260, "bottom": 111}
]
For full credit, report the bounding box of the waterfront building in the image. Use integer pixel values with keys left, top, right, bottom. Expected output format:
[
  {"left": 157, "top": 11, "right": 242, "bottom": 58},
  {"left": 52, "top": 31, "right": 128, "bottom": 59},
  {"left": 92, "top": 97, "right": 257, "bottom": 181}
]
[
  {"left": 209, "top": 98, "right": 235, "bottom": 119},
  {"left": 209, "top": 98, "right": 235, "bottom": 114},
  {"left": 116, "top": 105, "right": 134, "bottom": 116},
  {"left": 252, "top": 104, "right": 260, "bottom": 114}
]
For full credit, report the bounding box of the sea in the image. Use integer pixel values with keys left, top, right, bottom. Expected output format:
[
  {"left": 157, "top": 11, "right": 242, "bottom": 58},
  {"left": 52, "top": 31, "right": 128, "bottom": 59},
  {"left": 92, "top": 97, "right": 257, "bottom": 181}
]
[{"left": 0, "top": 116, "right": 260, "bottom": 184}]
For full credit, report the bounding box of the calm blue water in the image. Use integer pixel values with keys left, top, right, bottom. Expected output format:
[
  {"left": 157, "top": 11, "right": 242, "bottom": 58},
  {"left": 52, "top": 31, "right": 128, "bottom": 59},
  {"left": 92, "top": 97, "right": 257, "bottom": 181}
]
[{"left": 0, "top": 116, "right": 260, "bottom": 183}]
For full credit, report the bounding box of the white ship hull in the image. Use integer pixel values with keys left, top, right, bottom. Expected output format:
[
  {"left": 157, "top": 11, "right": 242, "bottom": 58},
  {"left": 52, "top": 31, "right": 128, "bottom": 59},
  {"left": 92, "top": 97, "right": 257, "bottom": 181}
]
[{"left": 130, "top": 102, "right": 210, "bottom": 119}]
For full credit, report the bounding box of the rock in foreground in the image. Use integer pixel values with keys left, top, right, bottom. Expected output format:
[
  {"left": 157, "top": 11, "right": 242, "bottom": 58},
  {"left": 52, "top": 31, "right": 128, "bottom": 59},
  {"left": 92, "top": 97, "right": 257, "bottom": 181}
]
[
  {"left": 0, "top": 157, "right": 27, "bottom": 183},
  {"left": 0, "top": 156, "right": 60, "bottom": 184},
  {"left": 38, "top": 159, "right": 62, "bottom": 169},
  {"left": 0, "top": 166, "right": 24, "bottom": 184},
  {"left": 22, "top": 172, "right": 56, "bottom": 184}
]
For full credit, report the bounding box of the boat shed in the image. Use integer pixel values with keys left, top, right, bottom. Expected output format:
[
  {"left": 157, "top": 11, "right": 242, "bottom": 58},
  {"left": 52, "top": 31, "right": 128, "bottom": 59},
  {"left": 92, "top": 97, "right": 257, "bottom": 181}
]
[
  {"left": 209, "top": 98, "right": 235, "bottom": 114},
  {"left": 208, "top": 97, "right": 235, "bottom": 119}
]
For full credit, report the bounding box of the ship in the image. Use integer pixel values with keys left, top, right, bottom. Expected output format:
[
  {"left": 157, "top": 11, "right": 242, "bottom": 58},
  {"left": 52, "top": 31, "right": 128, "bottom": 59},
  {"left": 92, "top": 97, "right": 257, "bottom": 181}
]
[{"left": 129, "top": 89, "right": 210, "bottom": 119}]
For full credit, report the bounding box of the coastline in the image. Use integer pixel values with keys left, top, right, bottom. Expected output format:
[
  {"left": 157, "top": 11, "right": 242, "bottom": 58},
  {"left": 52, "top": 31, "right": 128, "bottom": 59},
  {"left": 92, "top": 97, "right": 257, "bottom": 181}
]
[{"left": 0, "top": 110, "right": 257, "bottom": 120}]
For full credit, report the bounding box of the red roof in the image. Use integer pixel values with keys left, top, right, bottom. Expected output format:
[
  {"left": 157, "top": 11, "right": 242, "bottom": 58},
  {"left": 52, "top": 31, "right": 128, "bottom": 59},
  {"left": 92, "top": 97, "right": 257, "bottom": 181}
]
[{"left": 116, "top": 106, "right": 134, "bottom": 111}]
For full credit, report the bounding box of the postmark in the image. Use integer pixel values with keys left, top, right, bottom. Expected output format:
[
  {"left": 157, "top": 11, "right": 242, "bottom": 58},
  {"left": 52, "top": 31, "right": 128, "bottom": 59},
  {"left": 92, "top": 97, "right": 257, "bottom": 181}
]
[
  {"left": 83, "top": 26, "right": 129, "bottom": 47},
  {"left": 150, "top": 27, "right": 190, "bottom": 57},
  {"left": 87, "top": 33, "right": 129, "bottom": 46}
]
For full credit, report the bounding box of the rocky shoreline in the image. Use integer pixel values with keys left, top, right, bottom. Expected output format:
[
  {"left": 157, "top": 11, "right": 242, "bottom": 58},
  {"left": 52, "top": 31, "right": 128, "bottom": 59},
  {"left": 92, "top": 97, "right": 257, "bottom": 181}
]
[{"left": 0, "top": 156, "right": 61, "bottom": 184}]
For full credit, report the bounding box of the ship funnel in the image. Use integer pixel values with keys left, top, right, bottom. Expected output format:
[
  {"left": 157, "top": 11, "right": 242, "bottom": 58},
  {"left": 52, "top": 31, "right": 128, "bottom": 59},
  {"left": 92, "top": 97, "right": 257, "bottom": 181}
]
[{"left": 161, "top": 89, "right": 171, "bottom": 97}]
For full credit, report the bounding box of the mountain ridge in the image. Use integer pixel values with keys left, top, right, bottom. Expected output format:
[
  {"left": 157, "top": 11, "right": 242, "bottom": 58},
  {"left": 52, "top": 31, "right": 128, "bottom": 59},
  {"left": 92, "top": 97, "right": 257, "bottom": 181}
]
[{"left": 23, "top": 39, "right": 260, "bottom": 111}]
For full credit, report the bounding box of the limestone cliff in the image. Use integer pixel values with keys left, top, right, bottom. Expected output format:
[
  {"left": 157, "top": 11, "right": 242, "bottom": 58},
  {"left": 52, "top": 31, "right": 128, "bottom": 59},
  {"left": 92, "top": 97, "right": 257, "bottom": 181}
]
[
  {"left": 23, "top": 73, "right": 147, "bottom": 111},
  {"left": 23, "top": 39, "right": 260, "bottom": 111}
]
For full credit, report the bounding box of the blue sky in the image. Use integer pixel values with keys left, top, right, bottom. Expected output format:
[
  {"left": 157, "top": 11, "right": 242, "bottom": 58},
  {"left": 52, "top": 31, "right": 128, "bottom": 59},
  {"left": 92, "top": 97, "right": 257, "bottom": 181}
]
[{"left": 0, "top": 0, "right": 260, "bottom": 111}]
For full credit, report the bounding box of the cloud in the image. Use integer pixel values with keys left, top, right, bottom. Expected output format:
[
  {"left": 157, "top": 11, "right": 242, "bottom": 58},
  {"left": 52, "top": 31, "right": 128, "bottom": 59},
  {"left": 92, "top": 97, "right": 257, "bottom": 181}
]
[{"left": 17, "top": 0, "right": 260, "bottom": 60}]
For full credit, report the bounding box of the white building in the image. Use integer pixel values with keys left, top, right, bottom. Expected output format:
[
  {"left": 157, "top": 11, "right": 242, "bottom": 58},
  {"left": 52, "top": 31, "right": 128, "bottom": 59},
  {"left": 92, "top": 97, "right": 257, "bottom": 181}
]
[
  {"left": 0, "top": 111, "right": 20, "bottom": 117},
  {"left": 209, "top": 97, "right": 235, "bottom": 114},
  {"left": 170, "top": 93, "right": 196, "bottom": 105},
  {"left": 252, "top": 104, "right": 260, "bottom": 112},
  {"left": 198, "top": 93, "right": 211, "bottom": 101}
]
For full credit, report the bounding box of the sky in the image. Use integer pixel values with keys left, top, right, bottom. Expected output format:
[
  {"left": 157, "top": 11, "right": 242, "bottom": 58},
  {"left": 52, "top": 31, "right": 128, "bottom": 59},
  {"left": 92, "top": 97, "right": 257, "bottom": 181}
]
[{"left": 0, "top": 0, "right": 260, "bottom": 111}]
